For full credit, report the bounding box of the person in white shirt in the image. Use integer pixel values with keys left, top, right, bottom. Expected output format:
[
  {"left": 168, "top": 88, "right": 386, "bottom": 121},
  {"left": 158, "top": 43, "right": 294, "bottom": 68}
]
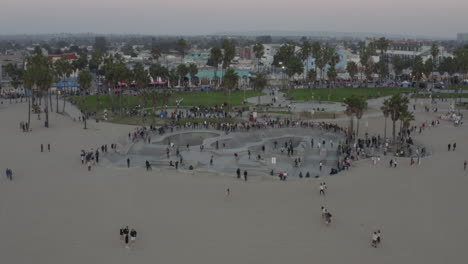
[{"left": 372, "top": 232, "right": 379, "bottom": 248}]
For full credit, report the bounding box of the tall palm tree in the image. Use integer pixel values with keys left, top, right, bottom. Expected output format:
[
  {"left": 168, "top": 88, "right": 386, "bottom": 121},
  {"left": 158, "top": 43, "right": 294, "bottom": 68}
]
[
  {"left": 400, "top": 110, "right": 415, "bottom": 140},
  {"left": 176, "top": 38, "right": 189, "bottom": 61},
  {"left": 54, "top": 57, "right": 72, "bottom": 113},
  {"left": 78, "top": 70, "right": 92, "bottom": 129},
  {"left": 388, "top": 94, "right": 409, "bottom": 150},
  {"left": 300, "top": 40, "right": 312, "bottom": 82},
  {"left": 253, "top": 43, "right": 265, "bottom": 73},
  {"left": 380, "top": 99, "right": 391, "bottom": 141},
  {"left": 344, "top": 95, "right": 368, "bottom": 142},
  {"left": 188, "top": 63, "right": 198, "bottom": 87},
  {"left": 430, "top": 43, "right": 440, "bottom": 87},
  {"left": 151, "top": 44, "right": 162, "bottom": 63},
  {"left": 176, "top": 64, "right": 188, "bottom": 87},
  {"left": 209, "top": 47, "right": 222, "bottom": 88},
  {"left": 222, "top": 39, "right": 236, "bottom": 79},
  {"left": 253, "top": 73, "right": 267, "bottom": 105},
  {"left": 222, "top": 68, "right": 239, "bottom": 113}
]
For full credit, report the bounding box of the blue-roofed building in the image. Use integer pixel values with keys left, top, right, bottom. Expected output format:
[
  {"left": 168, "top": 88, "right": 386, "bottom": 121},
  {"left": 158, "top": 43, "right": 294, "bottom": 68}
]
[{"left": 52, "top": 77, "right": 80, "bottom": 91}]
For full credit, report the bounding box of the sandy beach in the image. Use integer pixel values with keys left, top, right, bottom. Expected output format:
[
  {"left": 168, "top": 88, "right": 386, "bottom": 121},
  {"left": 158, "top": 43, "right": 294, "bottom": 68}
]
[{"left": 1, "top": 99, "right": 467, "bottom": 264}]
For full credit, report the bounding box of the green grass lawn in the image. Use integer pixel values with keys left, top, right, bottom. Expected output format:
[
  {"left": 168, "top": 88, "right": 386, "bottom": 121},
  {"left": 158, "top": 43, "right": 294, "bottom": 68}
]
[
  {"left": 411, "top": 93, "right": 468, "bottom": 99},
  {"left": 282, "top": 87, "right": 415, "bottom": 102},
  {"left": 447, "top": 84, "right": 468, "bottom": 90},
  {"left": 69, "top": 90, "right": 262, "bottom": 112}
]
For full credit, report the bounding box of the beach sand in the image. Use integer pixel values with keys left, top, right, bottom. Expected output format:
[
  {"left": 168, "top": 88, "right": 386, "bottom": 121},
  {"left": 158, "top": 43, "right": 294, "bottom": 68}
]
[{"left": 0, "top": 100, "right": 467, "bottom": 264}]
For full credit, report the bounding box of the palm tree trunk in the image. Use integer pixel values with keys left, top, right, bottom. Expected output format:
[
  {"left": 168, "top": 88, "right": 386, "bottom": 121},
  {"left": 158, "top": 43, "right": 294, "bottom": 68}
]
[
  {"left": 56, "top": 91, "right": 60, "bottom": 113},
  {"left": 49, "top": 90, "right": 53, "bottom": 112},
  {"left": 383, "top": 116, "right": 387, "bottom": 141},
  {"left": 356, "top": 118, "right": 360, "bottom": 143},
  {"left": 392, "top": 120, "right": 396, "bottom": 149},
  {"left": 62, "top": 93, "right": 66, "bottom": 113},
  {"left": 27, "top": 94, "right": 31, "bottom": 131},
  {"left": 44, "top": 91, "right": 49, "bottom": 127}
]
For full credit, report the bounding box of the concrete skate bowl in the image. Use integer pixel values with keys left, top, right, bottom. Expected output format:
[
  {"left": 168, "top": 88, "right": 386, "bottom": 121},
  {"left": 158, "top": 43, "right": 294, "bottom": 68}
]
[
  {"left": 210, "top": 134, "right": 263, "bottom": 149},
  {"left": 155, "top": 132, "right": 220, "bottom": 146}
]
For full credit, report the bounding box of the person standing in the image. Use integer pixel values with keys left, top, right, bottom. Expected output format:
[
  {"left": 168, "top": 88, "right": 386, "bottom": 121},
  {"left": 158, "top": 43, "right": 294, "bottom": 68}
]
[
  {"left": 464, "top": 160, "right": 467, "bottom": 171},
  {"left": 319, "top": 161, "right": 323, "bottom": 171},
  {"left": 372, "top": 232, "right": 379, "bottom": 248},
  {"left": 48, "top": 144, "right": 51, "bottom": 152},
  {"left": 448, "top": 144, "right": 451, "bottom": 151},
  {"left": 236, "top": 168, "right": 241, "bottom": 179},
  {"left": 127, "top": 158, "right": 130, "bottom": 168},
  {"left": 210, "top": 155, "right": 213, "bottom": 166},
  {"left": 453, "top": 142, "right": 457, "bottom": 151},
  {"left": 41, "top": 144, "right": 43, "bottom": 152},
  {"left": 130, "top": 229, "right": 137, "bottom": 243},
  {"left": 243, "top": 170, "right": 248, "bottom": 181},
  {"left": 95, "top": 150, "right": 99, "bottom": 163},
  {"left": 319, "top": 183, "right": 325, "bottom": 195}
]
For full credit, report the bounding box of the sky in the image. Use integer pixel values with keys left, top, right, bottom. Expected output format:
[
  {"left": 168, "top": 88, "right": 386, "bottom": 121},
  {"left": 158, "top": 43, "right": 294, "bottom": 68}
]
[{"left": 1, "top": 0, "right": 467, "bottom": 38}]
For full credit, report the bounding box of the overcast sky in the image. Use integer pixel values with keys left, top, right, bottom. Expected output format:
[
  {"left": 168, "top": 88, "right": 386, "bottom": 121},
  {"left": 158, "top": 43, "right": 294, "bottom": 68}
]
[{"left": 1, "top": 0, "right": 467, "bottom": 38}]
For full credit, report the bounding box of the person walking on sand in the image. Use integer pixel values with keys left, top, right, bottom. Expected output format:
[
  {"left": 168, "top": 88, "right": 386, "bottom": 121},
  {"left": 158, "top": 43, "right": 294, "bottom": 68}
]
[
  {"left": 130, "top": 229, "right": 137, "bottom": 243},
  {"left": 146, "top": 160, "right": 151, "bottom": 171},
  {"left": 324, "top": 211, "right": 332, "bottom": 225},
  {"left": 210, "top": 155, "right": 213, "bottom": 166},
  {"left": 319, "top": 183, "right": 325, "bottom": 195},
  {"left": 464, "top": 160, "right": 467, "bottom": 171},
  {"left": 226, "top": 188, "right": 230, "bottom": 196},
  {"left": 41, "top": 144, "right": 43, "bottom": 152},
  {"left": 321, "top": 206, "right": 327, "bottom": 219},
  {"left": 119, "top": 228, "right": 124, "bottom": 240},
  {"left": 127, "top": 158, "right": 130, "bottom": 168},
  {"left": 236, "top": 168, "right": 241, "bottom": 179},
  {"left": 124, "top": 233, "right": 129, "bottom": 248},
  {"left": 48, "top": 144, "right": 50, "bottom": 152},
  {"left": 453, "top": 142, "right": 456, "bottom": 151},
  {"left": 243, "top": 170, "right": 248, "bottom": 181},
  {"left": 319, "top": 161, "right": 323, "bottom": 171},
  {"left": 448, "top": 143, "right": 451, "bottom": 151},
  {"left": 372, "top": 232, "right": 379, "bottom": 248}
]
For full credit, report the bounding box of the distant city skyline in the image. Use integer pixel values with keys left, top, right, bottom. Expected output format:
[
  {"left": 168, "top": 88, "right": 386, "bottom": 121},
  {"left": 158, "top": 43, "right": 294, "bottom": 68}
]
[{"left": 1, "top": 0, "right": 467, "bottom": 39}]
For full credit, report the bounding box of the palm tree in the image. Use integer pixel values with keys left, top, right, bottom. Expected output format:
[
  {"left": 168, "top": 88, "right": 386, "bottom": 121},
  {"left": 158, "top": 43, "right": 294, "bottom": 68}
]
[
  {"left": 222, "top": 39, "right": 236, "bottom": 78},
  {"left": 149, "top": 63, "right": 168, "bottom": 87},
  {"left": 222, "top": 68, "right": 239, "bottom": 113},
  {"left": 344, "top": 95, "right": 368, "bottom": 142},
  {"left": 209, "top": 47, "right": 222, "bottom": 88},
  {"left": 311, "top": 41, "right": 322, "bottom": 74},
  {"left": 27, "top": 48, "right": 54, "bottom": 127},
  {"left": 388, "top": 94, "right": 409, "bottom": 149},
  {"left": 176, "top": 64, "right": 188, "bottom": 87},
  {"left": 307, "top": 69, "right": 317, "bottom": 88},
  {"left": 347, "top": 61, "right": 358, "bottom": 81},
  {"left": 176, "top": 38, "right": 189, "bottom": 61},
  {"left": 253, "top": 43, "right": 265, "bottom": 73},
  {"left": 151, "top": 44, "right": 162, "bottom": 63},
  {"left": 253, "top": 73, "right": 267, "bottom": 105},
  {"left": 430, "top": 43, "right": 440, "bottom": 87},
  {"left": 78, "top": 71, "right": 92, "bottom": 129},
  {"left": 300, "top": 40, "right": 312, "bottom": 82},
  {"left": 380, "top": 99, "right": 391, "bottom": 141},
  {"left": 188, "top": 63, "right": 198, "bottom": 87},
  {"left": 133, "top": 62, "right": 149, "bottom": 92},
  {"left": 400, "top": 110, "right": 415, "bottom": 140},
  {"left": 54, "top": 57, "right": 72, "bottom": 113}
]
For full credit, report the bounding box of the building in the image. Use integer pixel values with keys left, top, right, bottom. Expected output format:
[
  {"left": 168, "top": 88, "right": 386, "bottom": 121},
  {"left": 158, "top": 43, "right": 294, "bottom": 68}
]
[
  {"left": 0, "top": 51, "right": 25, "bottom": 89},
  {"left": 378, "top": 40, "right": 453, "bottom": 63},
  {"left": 457, "top": 33, "right": 468, "bottom": 42},
  {"left": 238, "top": 47, "right": 252, "bottom": 60}
]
